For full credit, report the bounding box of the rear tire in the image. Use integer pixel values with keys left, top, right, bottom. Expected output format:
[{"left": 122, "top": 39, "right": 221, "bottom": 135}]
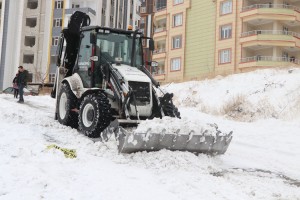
[
  {"left": 78, "top": 92, "right": 112, "bottom": 138},
  {"left": 57, "top": 83, "right": 78, "bottom": 128}
]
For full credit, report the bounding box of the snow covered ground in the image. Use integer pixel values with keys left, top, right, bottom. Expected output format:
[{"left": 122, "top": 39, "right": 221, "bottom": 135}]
[{"left": 0, "top": 68, "right": 300, "bottom": 200}]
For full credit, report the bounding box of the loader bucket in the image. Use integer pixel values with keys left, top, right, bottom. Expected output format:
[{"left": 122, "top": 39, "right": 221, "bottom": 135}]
[{"left": 116, "top": 127, "right": 233, "bottom": 155}]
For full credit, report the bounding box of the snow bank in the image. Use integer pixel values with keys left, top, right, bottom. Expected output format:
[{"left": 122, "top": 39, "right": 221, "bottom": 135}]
[
  {"left": 162, "top": 68, "right": 300, "bottom": 122},
  {"left": 1, "top": 68, "right": 300, "bottom": 200}
]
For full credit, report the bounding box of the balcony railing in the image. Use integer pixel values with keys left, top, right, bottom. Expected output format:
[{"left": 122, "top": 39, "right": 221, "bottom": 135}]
[
  {"left": 152, "top": 69, "right": 165, "bottom": 76},
  {"left": 241, "top": 56, "right": 300, "bottom": 64},
  {"left": 153, "top": 48, "right": 166, "bottom": 54},
  {"left": 241, "top": 30, "right": 300, "bottom": 38},
  {"left": 154, "top": 27, "right": 166, "bottom": 33},
  {"left": 155, "top": 6, "right": 166, "bottom": 12},
  {"left": 242, "top": 4, "right": 300, "bottom": 12}
]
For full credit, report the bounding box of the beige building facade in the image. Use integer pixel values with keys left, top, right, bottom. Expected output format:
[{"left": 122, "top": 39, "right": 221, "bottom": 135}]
[
  {"left": 152, "top": 0, "right": 190, "bottom": 83},
  {"left": 152, "top": 0, "right": 300, "bottom": 83}
]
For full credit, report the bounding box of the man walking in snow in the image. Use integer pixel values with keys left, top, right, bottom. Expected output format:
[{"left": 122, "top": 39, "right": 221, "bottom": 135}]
[{"left": 17, "top": 66, "right": 29, "bottom": 103}]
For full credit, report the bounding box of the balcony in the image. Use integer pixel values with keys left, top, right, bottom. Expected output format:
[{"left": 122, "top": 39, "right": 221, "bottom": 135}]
[
  {"left": 153, "top": 39, "right": 166, "bottom": 58},
  {"left": 241, "top": 4, "right": 300, "bottom": 23},
  {"left": 154, "top": 27, "right": 166, "bottom": 33},
  {"left": 65, "top": 7, "right": 96, "bottom": 16},
  {"left": 153, "top": 18, "right": 167, "bottom": 37},
  {"left": 153, "top": 48, "right": 166, "bottom": 54},
  {"left": 154, "top": 5, "right": 167, "bottom": 18},
  {"left": 239, "top": 56, "right": 300, "bottom": 69},
  {"left": 152, "top": 68, "right": 166, "bottom": 81},
  {"left": 240, "top": 30, "right": 300, "bottom": 47}
]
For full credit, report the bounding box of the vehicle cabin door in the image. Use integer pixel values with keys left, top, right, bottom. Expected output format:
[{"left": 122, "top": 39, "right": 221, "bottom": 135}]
[{"left": 77, "top": 31, "right": 92, "bottom": 88}]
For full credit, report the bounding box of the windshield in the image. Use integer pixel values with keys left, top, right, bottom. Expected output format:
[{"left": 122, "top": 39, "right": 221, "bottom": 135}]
[{"left": 96, "top": 32, "right": 143, "bottom": 68}]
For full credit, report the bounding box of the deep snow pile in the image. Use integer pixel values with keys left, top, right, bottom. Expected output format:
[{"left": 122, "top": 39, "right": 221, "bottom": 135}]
[
  {"left": 0, "top": 68, "right": 300, "bottom": 200},
  {"left": 134, "top": 116, "right": 230, "bottom": 136},
  {"left": 163, "top": 68, "right": 300, "bottom": 122}
]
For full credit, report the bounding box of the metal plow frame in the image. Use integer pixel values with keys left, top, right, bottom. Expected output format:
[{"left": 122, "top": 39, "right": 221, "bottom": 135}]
[{"left": 115, "top": 127, "right": 233, "bottom": 155}]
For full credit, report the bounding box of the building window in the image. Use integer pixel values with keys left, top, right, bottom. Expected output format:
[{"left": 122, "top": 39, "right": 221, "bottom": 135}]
[
  {"left": 52, "top": 37, "right": 59, "bottom": 46},
  {"left": 219, "top": 49, "right": 231, "bottom": 64},
  {"left": 27, "top": 0, "right": 38, "bottom": 9},
  {"left": 72, "top": 4, "right": 80, "bottom": 8},
  {"left": 171, "top": 58, "right": 181, "bottom": 71},
  {"left": 26, "top": 18, "right": 37, "bottom": 28},
  {"left": 140, "top": 7, "right": 147, "bottom": 13},
  {"left": 174, "top": 0, "right": 183, "bottom": 5},
  {"left": 220, "top": 24, "right": 232, "bottom": 39},
  {"left": 24, "top": 36, "right": 36, "bottom": 47},
  {"left": 49, "top": 73, "right": 56, "bottom": 83},
  {"left": 23, "top": 54, "right": 34, "bottom": 64},
  {"left": 156, "top": 0, "right": 167, "bottom": 11},
  {"left": 172, "top": 35, "right": 182, "bottom": 49},
  {"left": 220, "top": 0, "right": 232, "bottom": 15},
  {"left": 53, "top": 18, "right": 62, "bottom": 27},
  {"left": 173, "top": 13, "right": 182, "bottom": 27},
  {"left": 55, "top": 1, "right": 63, "bottom": 9}
]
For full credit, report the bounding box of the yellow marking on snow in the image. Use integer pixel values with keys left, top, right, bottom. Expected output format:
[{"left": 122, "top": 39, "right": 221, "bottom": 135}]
[{"left": 47, "top": 144, "right": 77, "bottom": 159}]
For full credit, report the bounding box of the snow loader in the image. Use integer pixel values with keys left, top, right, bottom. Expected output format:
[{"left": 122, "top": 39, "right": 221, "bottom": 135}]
[{"left": 51, "top": 11, "right": 232, "bottom": 155}]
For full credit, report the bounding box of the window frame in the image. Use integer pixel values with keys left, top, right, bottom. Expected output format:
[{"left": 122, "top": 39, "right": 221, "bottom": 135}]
[
  {"left": 220, "top": 0, "right": 232, "bottom": 15},
  {"left": 55, "top": 1, "right": 63, "bottom": 9},
  {"left": 220, "top": 24, "right": 232, "bottom": 40},
  {"left": 174, "top": 0, "right": 184, "bottom": 5},
  {"left": 219, "top": 48, "right": 231, "bottom": 64},
  {"left": 173, "top": 13, "right": 183, "bottom": 27},
  {"left": 49, "top": 73, "right": 56, "bottom": 83},
  {"left": 53, "top": 18, "right": 62, "bottom": 27},
  {"left": 170, "top": 57, "right": 181, "bottom": 71},
  {"left": 172, "top": 35, "right": 182, "bottom": 49},
  {"left": 52, "top": 37, "right": 59, "bottom": 46}
]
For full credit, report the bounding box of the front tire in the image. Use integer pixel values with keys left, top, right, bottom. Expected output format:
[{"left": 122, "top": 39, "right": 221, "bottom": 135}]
[
  {"left": 78, "top": 92, "right": 112, "bottom": 138},
  {"left": 57, "top": 83, "right": 78, "bottom": 128}
]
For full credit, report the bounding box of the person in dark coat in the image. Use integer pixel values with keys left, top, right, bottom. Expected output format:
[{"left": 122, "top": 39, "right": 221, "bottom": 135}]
[
  {"left": 17, "top": 66, "right": 29, "bottom": 103},
  {"left": 12, "top": 73, "right": 19, "bottom": 98}
]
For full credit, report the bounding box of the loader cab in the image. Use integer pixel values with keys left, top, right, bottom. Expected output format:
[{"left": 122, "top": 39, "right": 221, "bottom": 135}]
[{"left": 75, "top": 27, "right": 145, "bottom": 88}]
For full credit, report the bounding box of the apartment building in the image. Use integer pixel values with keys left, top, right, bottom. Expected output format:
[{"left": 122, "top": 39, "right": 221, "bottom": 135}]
[
  {"left": 151, "top": 0, "right": 190, "bottom": 83},
  {"left": 150, "top": 0, "right": 300, "bottom": 83},
  {"left": 19, "top": 0, "right": 52, "bottom": 83},
  {"left": 238, "top": 0, "right": 300, "bottom": 72},
  {"left": 47, "top": 0, "right": 141, "bottom": 83},
  {"left": 0, "top": 0, "right": 52, "bottom": 89}
]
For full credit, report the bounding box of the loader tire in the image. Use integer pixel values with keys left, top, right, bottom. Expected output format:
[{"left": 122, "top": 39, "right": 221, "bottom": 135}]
[
  {"left": 78, "top": 92, "right": 112, "bottom": 138},
  {"left": 57, "top": 83, "right": 78, "bottom": 128}
]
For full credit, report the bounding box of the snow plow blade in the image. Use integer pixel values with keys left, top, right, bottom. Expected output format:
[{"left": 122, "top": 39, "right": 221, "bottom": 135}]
[{"left": 116, "top": 127, "right": 233, "bottom": 155}]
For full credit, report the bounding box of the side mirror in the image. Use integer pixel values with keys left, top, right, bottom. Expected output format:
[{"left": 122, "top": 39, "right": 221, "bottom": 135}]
[
  {"left": 90, "top": 32, "right": 96, "bottom": 44},
  {"left": 149, "top": 39, "right": 155, "bottom": 51}
]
